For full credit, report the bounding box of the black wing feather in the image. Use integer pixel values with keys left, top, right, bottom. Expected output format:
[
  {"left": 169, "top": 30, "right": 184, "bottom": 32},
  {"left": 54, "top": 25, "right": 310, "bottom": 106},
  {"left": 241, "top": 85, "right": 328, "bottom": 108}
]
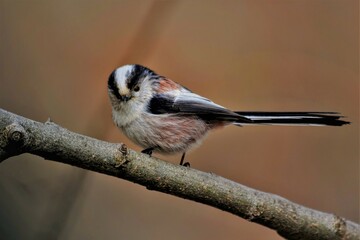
[
  {"left": 148, "top": 94, "right": 252, "bottom": 123},
  {"left": 148, "top": 94, "right": 179, "bottom": 114}
]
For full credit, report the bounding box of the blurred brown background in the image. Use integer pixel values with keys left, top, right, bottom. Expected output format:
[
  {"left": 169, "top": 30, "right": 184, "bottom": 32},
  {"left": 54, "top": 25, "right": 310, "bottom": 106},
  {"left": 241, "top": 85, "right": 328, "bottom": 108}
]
[{"left": 0, "top": 1, "right": 358, "bottom": 239}]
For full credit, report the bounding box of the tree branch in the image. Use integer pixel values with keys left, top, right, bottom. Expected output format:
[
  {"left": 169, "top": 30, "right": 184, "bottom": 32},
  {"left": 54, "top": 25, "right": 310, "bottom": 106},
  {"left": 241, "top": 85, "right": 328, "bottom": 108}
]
[{"left": 0, "top": 108, "right": 358, "bottom": 240}]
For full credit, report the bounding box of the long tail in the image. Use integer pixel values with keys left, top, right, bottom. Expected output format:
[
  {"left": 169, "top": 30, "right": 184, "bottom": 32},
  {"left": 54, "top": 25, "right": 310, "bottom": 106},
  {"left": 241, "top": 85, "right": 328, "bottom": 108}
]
[{"left": 235, "top": 111, "right": 350, "bottom": 126}]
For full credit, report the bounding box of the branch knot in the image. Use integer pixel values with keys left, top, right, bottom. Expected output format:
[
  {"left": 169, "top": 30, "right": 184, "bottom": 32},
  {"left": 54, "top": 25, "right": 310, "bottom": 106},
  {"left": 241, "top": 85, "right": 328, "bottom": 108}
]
[
  {"left": 2, "top": 123, "right": 28, "bottom": 156},
  {"left": 9, "top": 128, "right": 24, "bottom": 142},
  {"left": 5, "top": 123, "right": 27, "bottom": 145}
]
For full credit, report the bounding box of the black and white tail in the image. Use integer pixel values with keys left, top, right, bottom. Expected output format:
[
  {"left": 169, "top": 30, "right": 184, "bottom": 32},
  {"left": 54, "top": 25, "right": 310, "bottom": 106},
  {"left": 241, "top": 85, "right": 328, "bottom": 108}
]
[{"left": 235, "top": 112, "right": 350, "bottom": 126}]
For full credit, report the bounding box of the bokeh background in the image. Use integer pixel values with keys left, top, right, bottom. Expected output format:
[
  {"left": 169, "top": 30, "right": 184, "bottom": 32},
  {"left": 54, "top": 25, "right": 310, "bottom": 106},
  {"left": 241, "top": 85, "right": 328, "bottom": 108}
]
[{"left": 0, "top": 1, "right": 358, "bottom": 239}]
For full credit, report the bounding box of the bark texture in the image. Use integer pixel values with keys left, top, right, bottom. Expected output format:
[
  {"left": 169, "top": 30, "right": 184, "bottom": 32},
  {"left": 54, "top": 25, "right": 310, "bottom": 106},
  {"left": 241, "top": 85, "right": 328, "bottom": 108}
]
[{"left": 0, "top": 108, "right": 358, "bottom": 240}]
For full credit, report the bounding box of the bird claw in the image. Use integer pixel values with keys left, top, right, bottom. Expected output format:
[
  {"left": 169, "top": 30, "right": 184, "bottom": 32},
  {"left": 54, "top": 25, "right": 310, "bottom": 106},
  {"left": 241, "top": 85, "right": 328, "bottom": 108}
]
[
  {"left": 141, "top": 147, "right": 154, "bottom": 156},
  {"left": 179, "top": 152, "right": 190, "bottom": 167},
  {"left": 182, "top": 162, "right": 191, "bottom": 167}
]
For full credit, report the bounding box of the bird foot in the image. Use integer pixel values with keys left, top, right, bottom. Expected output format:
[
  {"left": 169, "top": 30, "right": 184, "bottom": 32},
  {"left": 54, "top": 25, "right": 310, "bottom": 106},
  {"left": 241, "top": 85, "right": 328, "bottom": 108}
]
[
  {"left": 141, "top": 147, "right": 154, "bottom": 157},
  {"left": 179, "top": 152, "right": 190, "bottom": 167}
]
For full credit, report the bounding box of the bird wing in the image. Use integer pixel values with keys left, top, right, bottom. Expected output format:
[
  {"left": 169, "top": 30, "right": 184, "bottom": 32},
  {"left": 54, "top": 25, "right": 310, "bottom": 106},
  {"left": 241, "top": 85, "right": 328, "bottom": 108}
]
[{"left": 147, "top": 92, "right": 252, "bottom": 122}]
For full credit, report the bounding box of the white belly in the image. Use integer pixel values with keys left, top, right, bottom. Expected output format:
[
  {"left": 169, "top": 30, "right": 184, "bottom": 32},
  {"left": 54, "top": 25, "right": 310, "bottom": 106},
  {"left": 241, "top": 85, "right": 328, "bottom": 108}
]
[{"left": 119, "top": 113, "right": 209, "bottom": 154}]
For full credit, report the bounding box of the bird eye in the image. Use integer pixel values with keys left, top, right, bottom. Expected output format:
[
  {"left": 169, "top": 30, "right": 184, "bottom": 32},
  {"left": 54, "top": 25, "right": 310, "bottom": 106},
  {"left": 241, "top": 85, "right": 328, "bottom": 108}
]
[{"left": 133, "top": 86, "right": 140, "bottom": 92}]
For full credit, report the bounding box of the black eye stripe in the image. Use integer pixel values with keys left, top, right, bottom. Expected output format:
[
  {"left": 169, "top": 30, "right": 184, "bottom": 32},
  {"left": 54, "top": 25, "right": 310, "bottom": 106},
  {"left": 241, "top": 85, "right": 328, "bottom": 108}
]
[
  {"left": 126, "top": 65, "right": 143, "bottom": 90},
  {"left": 108, "top": 70, "right": 121, "bottom": 99},
  {"left": 126, "top": 64, "right": 158, "bottom": 90}
]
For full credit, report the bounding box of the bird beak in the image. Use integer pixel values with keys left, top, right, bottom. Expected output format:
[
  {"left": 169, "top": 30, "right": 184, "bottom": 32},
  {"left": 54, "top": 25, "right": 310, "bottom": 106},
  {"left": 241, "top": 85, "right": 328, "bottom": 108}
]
[{"left": 120, "top": 95, "right": 131, "bottom": 102}]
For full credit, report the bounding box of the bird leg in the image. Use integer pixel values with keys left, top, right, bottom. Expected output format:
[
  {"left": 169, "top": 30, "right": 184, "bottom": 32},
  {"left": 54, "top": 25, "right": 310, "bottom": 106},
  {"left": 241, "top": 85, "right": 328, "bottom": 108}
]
[{"left": 179, "top": 152, "right": 190, "bottom": 167}]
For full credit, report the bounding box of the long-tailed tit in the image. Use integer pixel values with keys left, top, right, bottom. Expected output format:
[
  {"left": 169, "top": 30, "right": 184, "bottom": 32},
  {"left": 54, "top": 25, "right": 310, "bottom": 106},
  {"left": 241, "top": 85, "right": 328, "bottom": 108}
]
[{"left": 107, "top": 64, "right": 349, "bottom": 166}]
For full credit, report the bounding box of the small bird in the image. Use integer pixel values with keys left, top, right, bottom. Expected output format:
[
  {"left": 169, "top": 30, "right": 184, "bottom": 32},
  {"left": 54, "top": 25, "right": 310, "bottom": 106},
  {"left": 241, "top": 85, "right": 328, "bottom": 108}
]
[{"left": 107, "top": 64, "right": 349, "bottom": 166}]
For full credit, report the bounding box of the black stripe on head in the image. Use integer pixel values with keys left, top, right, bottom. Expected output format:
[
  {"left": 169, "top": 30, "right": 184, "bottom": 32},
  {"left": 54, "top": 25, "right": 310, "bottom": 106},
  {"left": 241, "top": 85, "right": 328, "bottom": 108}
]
[
  {"left": 127, "top": 64, "right": 158, "bottom": 90},
  {"left": 108, "top": 70, "right": 121, "bottom": 99}
]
